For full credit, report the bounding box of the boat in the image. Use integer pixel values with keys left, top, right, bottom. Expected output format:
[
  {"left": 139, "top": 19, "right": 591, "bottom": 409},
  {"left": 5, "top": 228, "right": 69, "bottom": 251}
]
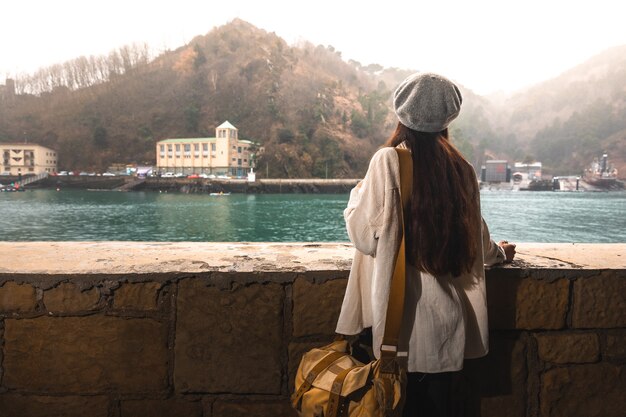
[
  {"left": 0, "top": 185, "right": 25, "bottom": 192},
  {"left": 583, "top": 153, "right": 619, "bottom": 188},
  {"left": 209, "top": 192, "right": 231, "bottom": 196}
]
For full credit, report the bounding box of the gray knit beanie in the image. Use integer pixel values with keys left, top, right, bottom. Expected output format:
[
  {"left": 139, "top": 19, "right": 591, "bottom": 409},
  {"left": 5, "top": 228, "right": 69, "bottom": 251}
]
[{"left": 392, "top": 72, "right": 462, "bottom": 132}]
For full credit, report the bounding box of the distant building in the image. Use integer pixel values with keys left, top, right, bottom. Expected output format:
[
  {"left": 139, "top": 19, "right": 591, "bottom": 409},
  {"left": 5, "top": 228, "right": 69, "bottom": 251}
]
[
  {"left": 481, "top": 160, "right": 510, "bottom": 183},
  {"left": 0, "top": 143, "right": 57, "bottom": 175},
  {"left": 513, "top": 162, "right": 542, "bottom": 181},
  {"left": 155, "top": 121, "right": 257, "bottom": 177}
]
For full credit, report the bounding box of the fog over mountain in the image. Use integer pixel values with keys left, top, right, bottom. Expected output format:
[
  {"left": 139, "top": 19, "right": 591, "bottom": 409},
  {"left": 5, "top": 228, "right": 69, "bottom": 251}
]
[{"left": 1, "top": 20, "right": 624, "bottom": 178}]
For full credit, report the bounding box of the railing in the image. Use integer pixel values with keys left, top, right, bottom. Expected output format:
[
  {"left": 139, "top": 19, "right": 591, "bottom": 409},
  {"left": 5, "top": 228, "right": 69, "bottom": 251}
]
[{"left": 13, "top": 171, "right": 49, "bottom": 186}]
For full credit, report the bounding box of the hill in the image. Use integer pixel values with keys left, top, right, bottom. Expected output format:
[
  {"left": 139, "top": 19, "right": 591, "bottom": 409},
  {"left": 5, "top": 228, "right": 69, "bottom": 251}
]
[
  {"left": 491, "top": 45, "right": 626, "bottom": 175},
  {"left": 1, "top": 20, "right": 624, "bottom": 179}
]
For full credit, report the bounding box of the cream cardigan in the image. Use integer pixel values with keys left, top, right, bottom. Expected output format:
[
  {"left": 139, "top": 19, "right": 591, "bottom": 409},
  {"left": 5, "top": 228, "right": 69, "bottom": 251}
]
[{"left": 335, "top": 147, "right": 505, "bottom": 373}]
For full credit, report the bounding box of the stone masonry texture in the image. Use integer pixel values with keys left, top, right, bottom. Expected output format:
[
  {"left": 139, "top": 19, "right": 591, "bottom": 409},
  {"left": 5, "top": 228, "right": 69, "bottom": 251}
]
[
  {"left": 113, "top": 281, "right": 162, "bottom": 310},
  {"left": 0, "top": 394, "right": 109, "bottom": 417},
  {"left": 487, "top": 277, "right": 569, "bottom": 330},
  {"left": 121, "top": 398, "right": 202, "bottom": 417},
  {"left": 540, "top": 363, "right": 626, "bottom": 417},
  {"left": 515, "top": 278, "right": 569, "bottom": 329},
  {"left": 0, "top": 281, "right": 37, "bottom": 312},
  {"left": 43, "top": 282, "right": 100, "bottom": 312},
  {"left": 212, "top": 400, "right": 298, "bottom": 417},
  {"left": 292, "top": 277, "right": 347, "bottom": 337},
  {"left": 174, "top": 279, "right": 284, "bottom": 394},
  {"left": 3, "top": 316, "right": 168, "bottom": 393},
  {"left": 572, "top": 272, "right": 626, "bottom": 328},
  {"left": 535, "top": 332, "right": 600, "bottom": 364},
  {"left": 0, "top": 243, "right": 624, "bottom": 417}
]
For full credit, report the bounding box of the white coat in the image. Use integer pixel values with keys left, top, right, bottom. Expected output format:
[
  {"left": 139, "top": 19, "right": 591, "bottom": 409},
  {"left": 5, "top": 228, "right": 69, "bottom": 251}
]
[{"left": 335, "top": 147, "right": 505, "bottom": 373}]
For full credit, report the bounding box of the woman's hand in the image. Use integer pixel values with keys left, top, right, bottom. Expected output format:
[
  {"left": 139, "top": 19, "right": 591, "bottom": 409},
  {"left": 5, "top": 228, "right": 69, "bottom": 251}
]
[{"left": 498, "top": 241, "right": 516, "bottom": 263}]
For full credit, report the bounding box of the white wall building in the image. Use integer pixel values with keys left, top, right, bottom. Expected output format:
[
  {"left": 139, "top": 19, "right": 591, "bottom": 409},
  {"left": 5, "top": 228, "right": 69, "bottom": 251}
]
[
  {"left": 156, "top": 121, "right": 257, "bottom": 177},
  {"left": 0, "top": 143, "right": 57, "bottom": 175}
]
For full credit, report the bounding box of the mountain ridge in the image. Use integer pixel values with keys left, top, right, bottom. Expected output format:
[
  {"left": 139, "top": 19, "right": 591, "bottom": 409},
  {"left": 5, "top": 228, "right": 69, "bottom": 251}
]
[{"left": 1, "top": 20, "right": 624, "bottom": 178}]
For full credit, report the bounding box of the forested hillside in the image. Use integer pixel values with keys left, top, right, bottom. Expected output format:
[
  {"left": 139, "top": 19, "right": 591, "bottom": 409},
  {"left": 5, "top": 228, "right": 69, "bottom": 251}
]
[
  {"left": 1, "top": 20, "right": 624, "bottom": 178},
  {"left": 492, "top": 45, "right": 626, "bottom": 175}
]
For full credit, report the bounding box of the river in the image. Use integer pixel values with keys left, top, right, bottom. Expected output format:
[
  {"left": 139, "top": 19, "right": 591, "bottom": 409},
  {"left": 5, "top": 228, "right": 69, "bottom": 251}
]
[{"left": 0, "top": 189, "right": 624, "bottom": 243}]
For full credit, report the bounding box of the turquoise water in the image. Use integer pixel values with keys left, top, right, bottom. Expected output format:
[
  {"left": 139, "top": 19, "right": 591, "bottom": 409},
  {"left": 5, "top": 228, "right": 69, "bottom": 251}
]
[{"left": 0, "top": 189, "right": 624, "bottom": 242}]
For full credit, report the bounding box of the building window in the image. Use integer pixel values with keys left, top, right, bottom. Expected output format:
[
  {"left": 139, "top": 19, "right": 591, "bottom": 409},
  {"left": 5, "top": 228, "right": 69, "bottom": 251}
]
[
  {"left": 238, "top": 159, "right": 242, "bottom": 166},
  {"left": 175, "top": 144, "right": 181, "bottom": 151},
  {"left": 203, "top": 143, "right": 208, "bottom": 151},
  {"left": 238, "top": 146, "right": 242, "bottom": 153},
  {"left": 232, "top": 145, "right": 236, "bottom": 150},
  {"left": 29, "top": 167, "right": 34, "bottom": 172},
  {"left": 168, "top": 145, "right": 173, "bottom": 151},
  {"left": 160, "top": 145, "right": 165, "bottom": 151},
  {"left": 211, "top": 143, "right": 216, "bottom": 151},
  {"left": 194, "top": 144, "right": 199, "bottom": 151},
  {"left": 184, "top": 144, "right": 191, "bottom": 152}
]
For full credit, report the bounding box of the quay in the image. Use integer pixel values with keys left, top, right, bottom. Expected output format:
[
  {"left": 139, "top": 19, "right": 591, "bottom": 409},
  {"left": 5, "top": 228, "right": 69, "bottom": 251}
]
[
  {"left": 9, "top": 175, "right": 361, "bottom": 193},
  {"left": 0, "top": 242, "right": 624, "bottom": 417}
]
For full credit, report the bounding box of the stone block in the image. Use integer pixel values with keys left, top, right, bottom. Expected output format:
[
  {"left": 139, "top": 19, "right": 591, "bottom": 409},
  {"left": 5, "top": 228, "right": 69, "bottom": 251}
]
[
  {"left": 0, "top": 394, "right": 109, "bottom": 417},
  {"left": 462, "top": 333, "right": 527, "bottom": 417},
  {"left": 113, "top": 282, "right": 161, "bottom": 310},
  {"left": 572, "top": 272, "right": 626, "bottom": 328},
  {"left": 0, "top": 281, "right": 37, "bottom": 312},
  {"left": 175, "top": 280, "right": 284, "bottom": 394},
  {"left": 516, "top": 278, "right": 569, "bottom": 329},
  {"left": 488, "top": 277, "right": 569, "bottom": 330},
  {"left": 121, "top": 398, "right": 202, "bottom": 417},
  {"left": 605, "top": 330, "right": 626, "bottom": 361},
  {"left": 540, "top": 363, "right": 626, "bottom": 417},
  {"left": 44, "top": 282, "right": 100, "bottom": 312},
  {"left": 212, "top": 400, "right": 298, "bottom": 417},
  {"left": 292, "top": 277, "right": 347, "bottom": 337},
  {"left": 3, "top": 316, "right": 168, "bottom": 393},
  {"left": 535, "top": 332, "right": 599, "bottom": 364}
]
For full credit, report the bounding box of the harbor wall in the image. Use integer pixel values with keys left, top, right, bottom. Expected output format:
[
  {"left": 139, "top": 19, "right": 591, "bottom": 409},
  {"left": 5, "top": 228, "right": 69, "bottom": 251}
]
[
  {"left": 0, "top": 242, "right": 624, "bottom": 417},
  {"left": 28, "top": 176, "right": 360, "bottom": 193}
]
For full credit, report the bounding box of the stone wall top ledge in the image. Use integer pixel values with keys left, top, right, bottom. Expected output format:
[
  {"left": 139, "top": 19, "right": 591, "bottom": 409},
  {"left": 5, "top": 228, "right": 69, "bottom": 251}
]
[{"left": 0, "top": 242, "right": 624, "bottom": 276}]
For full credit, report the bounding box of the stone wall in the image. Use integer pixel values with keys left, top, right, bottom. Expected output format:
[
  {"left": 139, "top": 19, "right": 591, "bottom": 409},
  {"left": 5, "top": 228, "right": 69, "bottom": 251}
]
[{"left": 0, "top": 243, "right": 624, "bottom": 417}]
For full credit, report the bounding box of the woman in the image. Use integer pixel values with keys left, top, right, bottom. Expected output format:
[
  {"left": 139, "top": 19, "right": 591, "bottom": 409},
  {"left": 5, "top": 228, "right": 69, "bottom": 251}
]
[{"left": 335, "top": 72, "right": 516, "bottom": 417}]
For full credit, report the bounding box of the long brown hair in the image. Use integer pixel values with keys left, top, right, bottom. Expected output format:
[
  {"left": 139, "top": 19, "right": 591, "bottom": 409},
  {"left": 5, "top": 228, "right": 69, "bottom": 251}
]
[{"left": 385, "top": 123, "right": 480, "bottom": 277}]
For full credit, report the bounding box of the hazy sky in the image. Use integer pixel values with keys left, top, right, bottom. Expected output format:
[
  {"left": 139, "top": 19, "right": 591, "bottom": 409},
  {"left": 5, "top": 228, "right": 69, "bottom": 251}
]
[{"left": 1, "top": 0, "right": 624, "bottom": 95}]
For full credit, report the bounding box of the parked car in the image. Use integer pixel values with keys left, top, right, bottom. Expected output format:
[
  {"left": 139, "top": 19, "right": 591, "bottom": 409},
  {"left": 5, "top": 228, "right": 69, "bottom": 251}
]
[
  {"left": 102, "top": 172, "right": 116, "bottom": 176},
  {"left": 187, "top": 174, "right": 200, "bottom": 179},
  {"left": 174, "top": 173, "right": 185, "bottom": 178},
  {"left": 162, "top": 172, "right": 175, "bottom": 178}
]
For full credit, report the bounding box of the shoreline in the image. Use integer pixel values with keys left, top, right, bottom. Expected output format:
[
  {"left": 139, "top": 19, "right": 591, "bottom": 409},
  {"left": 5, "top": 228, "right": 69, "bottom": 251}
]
[{"left": 14, "top": 176, "right": 361, "bottom": 194}]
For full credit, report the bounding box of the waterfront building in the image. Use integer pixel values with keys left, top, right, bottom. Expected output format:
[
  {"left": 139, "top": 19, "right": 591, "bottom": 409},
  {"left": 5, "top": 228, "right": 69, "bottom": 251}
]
[
  {"left": 481, "top": 160, "right": 511, "bottom": 183},
  {"left": 0, "top": 142, "right": 57, "bottom": 175},
  {"left": 155, "top": 121, "right": 257, "bottom": 177},
  {"left": 513, "top": 161, "right": 542, "bottom": 182}
]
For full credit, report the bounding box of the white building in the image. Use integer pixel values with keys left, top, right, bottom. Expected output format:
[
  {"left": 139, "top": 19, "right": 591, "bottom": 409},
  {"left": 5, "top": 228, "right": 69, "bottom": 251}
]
[
  {"left": 0, "top": 143, "right": 57, "bottom": 175},
  {"left": 513, "top": 162, "right": 542, "bottom": 181},
  {"left": 156, "top": 121, "right": 257, "bottom": 177}
]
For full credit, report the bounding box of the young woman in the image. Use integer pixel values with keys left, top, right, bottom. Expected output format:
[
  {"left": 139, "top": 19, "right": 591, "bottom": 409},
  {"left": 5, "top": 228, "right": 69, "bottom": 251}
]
[{"left": 336, "top": 72, "right": 516, "bottom": 417}]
